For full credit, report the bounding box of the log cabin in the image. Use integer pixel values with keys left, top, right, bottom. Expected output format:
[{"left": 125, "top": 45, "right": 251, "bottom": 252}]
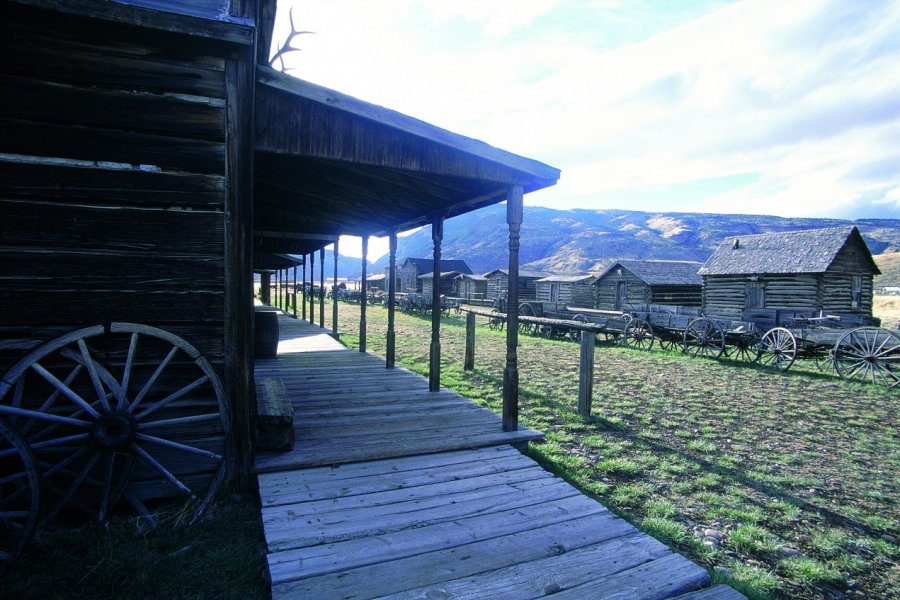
[
  {"left": 419, "top": 270, "right": 464, "bottom": 298},
  {"left": 397, "top": 258, "right": 472, "bottom": 293},
  {"left": 699, "top": 226, "right": 880, "bottom": 325},
  {"left": 484, "top": 269, "right": 545, "bottom": 301},
  {"left": 0, "top": 0, "right": 559, "bottom": 502},
  {"left": 454, "top": 273, "right": 488, "bottom": 300},
  {"left": 535, "top": 274, "right": 597, "bottom": 309},
  {"left": 594, "top": 260, "right": 703, "bottom": 310}
]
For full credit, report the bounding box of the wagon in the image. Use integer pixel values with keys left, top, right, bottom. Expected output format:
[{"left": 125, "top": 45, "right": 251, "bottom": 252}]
[{"left": 755, "top": 318, "right": 900, "bottom": 386}]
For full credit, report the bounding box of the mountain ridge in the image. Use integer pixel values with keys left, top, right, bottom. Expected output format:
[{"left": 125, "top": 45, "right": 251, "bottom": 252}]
[{"left": 341, "top": 205, "right": 900, "bottom": 278}]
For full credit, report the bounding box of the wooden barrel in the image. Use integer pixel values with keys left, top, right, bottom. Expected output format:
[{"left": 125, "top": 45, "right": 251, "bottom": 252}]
[{"left": 254, "top": 310, "right": 279, "bottom": 358}]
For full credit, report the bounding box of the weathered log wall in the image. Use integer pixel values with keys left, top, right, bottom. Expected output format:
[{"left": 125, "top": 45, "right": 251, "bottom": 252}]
[
  {"left": 486, "top": 273, "right": 539, "bottom": 301},
  {"left": 0, "top": 8, "right": 228, "bottom": 368},
  {"left": 535, "top": 281, "right": 594, "bottom": 307},
  {"left": 593, "top": 271, "right": 648, "bottom": 310}
]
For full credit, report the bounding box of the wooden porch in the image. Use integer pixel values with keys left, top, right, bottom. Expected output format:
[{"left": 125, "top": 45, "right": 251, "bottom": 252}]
[{"left": 255, "top": 312, "right": 743, "bottom": 599}]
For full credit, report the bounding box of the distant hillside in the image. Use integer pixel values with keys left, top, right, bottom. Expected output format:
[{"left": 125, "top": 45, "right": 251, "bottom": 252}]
[
  {"left": 366, "top": 205, "right": 900, "bottom": 276},
  {"left": 874, "top": 253, "right": 900, "bottom": 289}
]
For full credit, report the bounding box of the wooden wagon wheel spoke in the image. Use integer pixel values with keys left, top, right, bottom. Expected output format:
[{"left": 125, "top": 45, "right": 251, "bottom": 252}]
[
  {"left": 128, "top": 346, "right": 179, "bottom": 412},
  {"left": 0, "top": 419, "right": 40, "bottom": 574},
  {"left": 0, "top": 323, "right": 230, "bottom": 528},
  {"left": 623, "top": 319, "right": 654, "bottom": 351},
  {"left": 683, "top": 318, "right": 724, "bottom": 359},
  {"left": 833, "top": 327, "right": 900, "bottom": 387}
]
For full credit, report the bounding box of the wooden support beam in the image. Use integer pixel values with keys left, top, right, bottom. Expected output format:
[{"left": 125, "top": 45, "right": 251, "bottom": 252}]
[
  {"left": 319, "top": 247, "right": 325, "bottom": 328},
  {"left": 261, "top": 271, "right": 271, "bottom": 304},
  {"left": 224, "top": 46, "right": 256, "bottom": 490},
  {"left": 429, "top": 214, "right": 443, "bottom": 392},
  {"left": 308, "top": 251, "right": 315, "bottom": 323},
  {"left": 332, "top": 240, "right": 339, "bottom": 335},
  {"left": 387, "top": 232, "right": 397, "bottom": 369},
  {"left": 292, "top": 265, "right": 297, "bottom": 318},
  {"left": 360, "top": 235, "right": 368, "bottom": 352},
  {"left": 465, "top": 311, "right": 475, "bottom": 371},
  {"left": 301, "top": 255, "right": 306, "bottom": 320},
  {"left": 578, "top": 331, "right": 595, "bottom": 416},
  {"left": 502, "top": 185, "right": 523, "bottom": 432}
]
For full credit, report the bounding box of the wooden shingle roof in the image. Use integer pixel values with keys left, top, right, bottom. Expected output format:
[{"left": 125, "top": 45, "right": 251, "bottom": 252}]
[
  {"left": 699, "top": 226, "right": 880, "bottom": 275},
  {"left": 402, "top": 258, "right": 473, "bottom": 275},
  {"left": 598, "top": 260, "right": 703, "bottom": 285},
  {"left": 537, "top": 274, "right": 597, "bottom": 284},
  {"left": 483, "top": 269, "right": 546, "bottom": 279}
]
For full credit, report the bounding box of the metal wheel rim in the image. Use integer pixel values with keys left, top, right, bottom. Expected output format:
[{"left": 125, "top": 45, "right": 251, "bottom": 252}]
[
  {"left": 624, "top": 319, "right": 655, "bottom": 351},
  {"left": 683, "top": 318, "right": 725, "bottom": 359},
  {"left": 757, "top": 327, "right": 797, "bottom": 372},
  {"left": 0, "top": 323, "right": 230, "bottom": 527},
  {"left": 0, "top": 419, "right": 40, "bottom": 573},
  {"left": 833, "top": 327, "right": 900, "bottom": 387}
]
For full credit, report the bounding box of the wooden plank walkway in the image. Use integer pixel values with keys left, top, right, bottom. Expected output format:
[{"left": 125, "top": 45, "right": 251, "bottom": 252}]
[
  {"left": 254, "top": 315, "right": 544, "bottom": 472},
  {"left": 255, "top": 312, "right": 744, "bottom": 599}
]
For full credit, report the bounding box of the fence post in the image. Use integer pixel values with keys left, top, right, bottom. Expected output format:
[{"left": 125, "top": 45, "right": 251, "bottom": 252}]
[
  {"left": 464, "top": 311, "right": 475, "bottom": 371},
  {"left": 578, "top": 330, "right": 595, "bottom": 416}
]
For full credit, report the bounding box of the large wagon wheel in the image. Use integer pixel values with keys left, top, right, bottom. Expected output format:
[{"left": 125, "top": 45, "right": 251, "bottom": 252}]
[
  {"left": 518, "top": 303, "right": 535, "bottom": 335},
  {"left": 683, "top": 318, "right": 725, "bottom": 359},
  {"left": 0, "top": 419, "right": 40, "bottom": 572},
  {"left": 622, "top": 319, "right": 655, "bottom": 351},
  {"left": 833, "top": 327, "right": 900, "bottom": 387},
  {"left": 0, "top": 323, "right": 230, "bottom": 528},
  {"left": 568, "top": 314, "right": 589, "bottom": 341},
  {"left": 757, "top": 327, "right": 797, "bottom": 372},
  {"left": 727, "top": 331, "right": 762, "bottom": 362},
  {"left": 487, "top": 309, "right": 505, "bottom": 331}
]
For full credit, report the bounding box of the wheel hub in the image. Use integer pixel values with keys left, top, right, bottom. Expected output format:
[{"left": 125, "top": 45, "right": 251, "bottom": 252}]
[{"left": 92, "top": 411, "right": 137, "bottom": 450}]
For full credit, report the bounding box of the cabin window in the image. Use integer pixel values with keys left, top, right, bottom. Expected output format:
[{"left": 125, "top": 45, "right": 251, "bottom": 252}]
[
  {"left": 550, "top": 283, "right": 560, "bottom": 303},
  {"left": 852, "top": 276, "right": 862, "bottom": 310},
  {"left": 745, "top": 281, "right": 765, "bottom": 309}
]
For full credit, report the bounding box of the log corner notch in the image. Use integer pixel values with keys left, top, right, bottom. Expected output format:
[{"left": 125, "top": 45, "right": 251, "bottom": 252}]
[
  {"left": 502, "top": 185, "right": 524, "bottom": 432},
  {"left": 429, "top": 213, "right": 444, "bottom": 392}
]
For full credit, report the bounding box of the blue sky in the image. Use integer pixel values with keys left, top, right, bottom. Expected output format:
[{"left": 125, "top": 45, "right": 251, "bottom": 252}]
[{"left": 273, "top": 0, "right": 900, "bottom": 257}]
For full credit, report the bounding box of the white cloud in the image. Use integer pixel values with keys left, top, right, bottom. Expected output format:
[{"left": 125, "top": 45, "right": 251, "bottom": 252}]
[{"left": 276, "top": 0, "right": 900, "bottom": 219}]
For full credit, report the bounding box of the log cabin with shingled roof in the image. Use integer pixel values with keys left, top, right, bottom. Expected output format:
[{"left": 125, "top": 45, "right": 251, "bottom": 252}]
[
  {"left": 396, "top": 257, "right": 472, "bottom": 293},
  {"left": 698, "top": 226, "right": 880, "bottom": 325},
  {"left": 593, "top": 260, "right": 704, "bottom": 310},
  {"left": 0, "top": 1, "right": 744, "bottom": 598},
  {"left": 535, "top": 274, "right": 597, "bottom": 308},
  {"left": 484, "top": 268, "right": 546, "bottom": 301}
]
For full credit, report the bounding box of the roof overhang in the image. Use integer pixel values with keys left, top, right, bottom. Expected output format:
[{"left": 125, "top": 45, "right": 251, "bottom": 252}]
[{"left": 253, "top": 68, "right": 560, "bottom": 238}]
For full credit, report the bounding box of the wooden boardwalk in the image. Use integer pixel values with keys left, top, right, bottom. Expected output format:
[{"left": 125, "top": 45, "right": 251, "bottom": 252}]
[{"left": 255, "top": 313, "right": 744, "bottom": 599}]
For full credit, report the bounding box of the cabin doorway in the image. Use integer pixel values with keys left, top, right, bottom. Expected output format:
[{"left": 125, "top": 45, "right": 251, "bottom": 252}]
[
  {"left": 745, "top": 281, "right": 765, "bottom": 309},
  {"left": 550, "top": 283, "right": 560, "bottom": 303},
  {"left": 615, "top": 281, "right": 627, "bottom": 309}
]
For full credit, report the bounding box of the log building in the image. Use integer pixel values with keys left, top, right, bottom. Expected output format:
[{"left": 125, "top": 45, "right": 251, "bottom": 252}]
[
  {"left": 484, "top": 269, "right": 545, "bottom": 301},
  {"left": 593, "top": 260, "right": 703, "bottom": 310},
  {"left": 699, "top": 226, "right": 880, "bottom": 324},
  {"left": 0, "top": 0, "right": 559, "bottom": 495},
  {"left": 395, "top": 258, "right": 472, "bottom": 293},
  {"left": 535, "top": 275, "right": 597, "bottom": 308}
]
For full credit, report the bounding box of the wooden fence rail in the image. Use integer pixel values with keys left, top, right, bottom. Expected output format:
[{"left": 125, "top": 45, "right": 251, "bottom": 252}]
[{"left": 462, "top": 307, "right": 599, "bottom": 415}]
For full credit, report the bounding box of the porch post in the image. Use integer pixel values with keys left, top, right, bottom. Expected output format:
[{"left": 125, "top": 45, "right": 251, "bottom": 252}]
[
  {"left": 319, "top": 247, "right": 325, "bottom": 328},
  {"left": 292, "top": 264, "right": 298, "bottom": 318},
  {"left": 429, "top": 214, "right": 443, "bottom": 392},
  {"left": 332, "top": 240, "right": 339, "bottom": 335},
  {"left": 308, "top": 251, "right": 315, "bottom": 323},
  {"left": 360, "top": 235, "right": 368, "bottom": 352},
  {"left": 386, "top": 232, "right": 397, "bottom": 369},
  {"left": 502, "top": 185, "right": 524, "bottom": 431},
  {"left": 261, "top": 272, "right": 271, "bottom": 304},
  {"left": 301, "top": 255, "right": 306, "bottom": 320}
]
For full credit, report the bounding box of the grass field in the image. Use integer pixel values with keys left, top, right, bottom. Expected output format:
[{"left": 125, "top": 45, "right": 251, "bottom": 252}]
[
  {"left": 874, "top": 294, "right": 900, "bottom": 328},
  {"left": 324, "top": 299, "right": 898, "bottom": 600},
  {"left": 2, "top": 295, "right": 895, "bottom": 599}
]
